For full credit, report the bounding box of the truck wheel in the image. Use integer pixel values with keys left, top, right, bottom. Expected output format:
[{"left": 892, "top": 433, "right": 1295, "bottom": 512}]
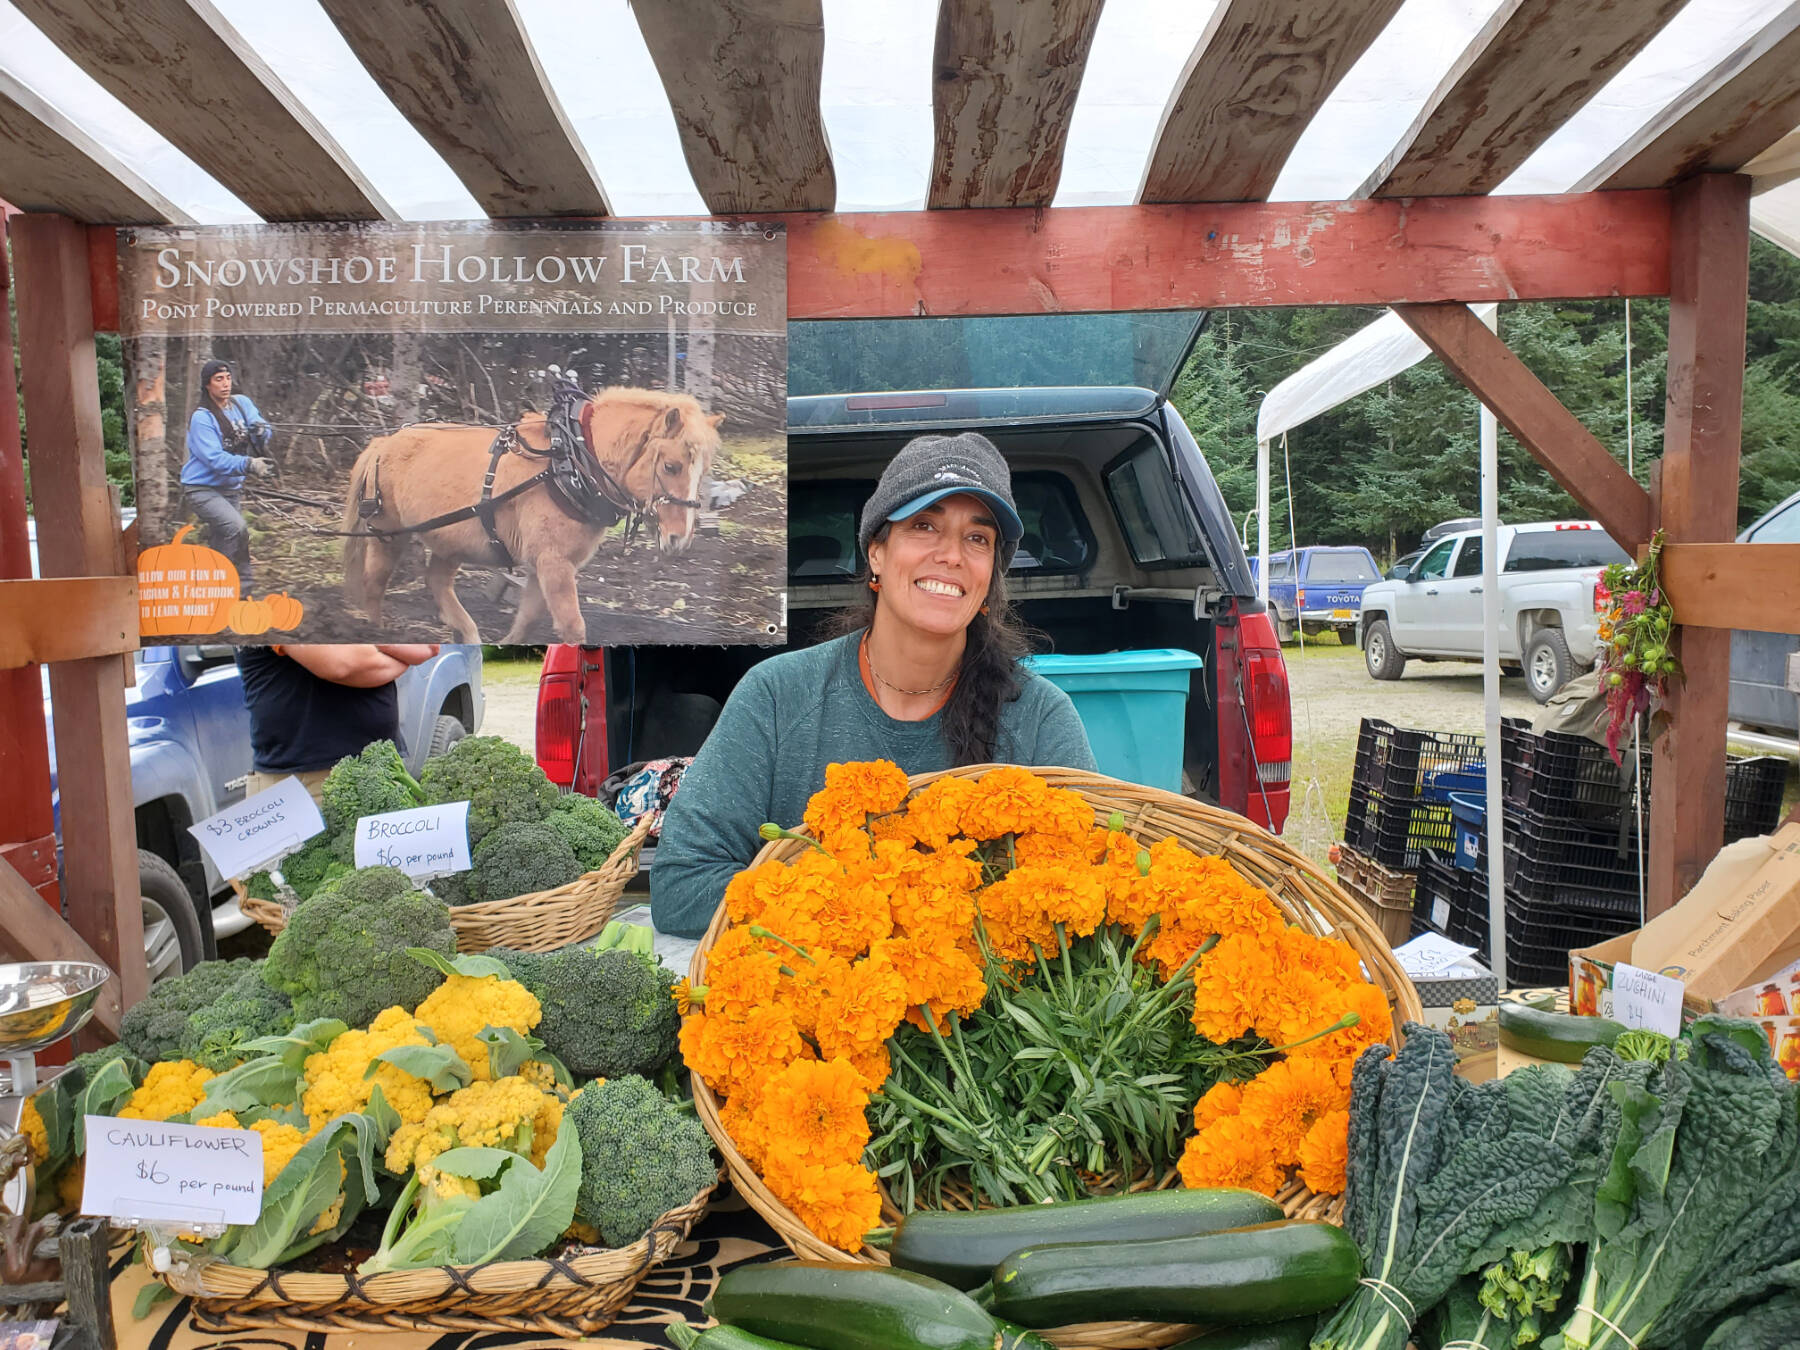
[
  {"left": 427, "top": 712, "right": 467, "bottom": 759},
  {"left": 139, "top": 849, "right": 206, "bottom": 984},
  {"left": 1364, "top": 620, "right": 1407, "bottom": 681},
  {"left": 1525, "top": 629, "right": 1573, "bottom": 703},
  {"left": 1337, "top": 627, "right": 1357, "bottom": 646}
]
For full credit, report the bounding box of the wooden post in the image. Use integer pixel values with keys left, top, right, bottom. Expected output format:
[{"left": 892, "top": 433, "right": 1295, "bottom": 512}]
[
  {"left": 1648, "top": 173, "right": 1751, "bottom": 916},
  {"left": 9, "top": 212, "right": 147, "bottom": 1008},
  {"left": 59, "top": 1217, "right": 116, "bottom": 1350}
]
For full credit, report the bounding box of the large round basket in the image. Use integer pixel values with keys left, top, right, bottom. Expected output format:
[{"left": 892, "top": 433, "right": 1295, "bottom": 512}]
[
  {"left": 148, "top": 1175, "right": 714, "bottom": 1339},
  {"left": 240, "top": 815, "right": 652, "bottom": 953},
  {"left": 689, "top": 766, "right": 1423, "bottom": 1350}
]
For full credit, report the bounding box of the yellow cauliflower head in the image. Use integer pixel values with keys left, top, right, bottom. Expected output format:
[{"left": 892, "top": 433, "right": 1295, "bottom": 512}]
[
  {"left": 117, "top": 1061, "right": 214, "bottom": 1121},
  {"left": 302, "top": 1007, "right": 435, "bottom": 1130},
  {"left": 413, "top": 974, "right": 541, "bottom": 1082}
]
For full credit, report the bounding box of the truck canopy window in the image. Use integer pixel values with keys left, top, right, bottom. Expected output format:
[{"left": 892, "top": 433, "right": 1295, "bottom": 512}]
[
  {"left": 1503, "top": 529, "right": 1630, "bottom": 571},
  {"left": 1306, "top": 551, "right": 1377, "bottom": 582},
  {"left": 1105, "top": 439, "right": 1208, "bottom": 568}
]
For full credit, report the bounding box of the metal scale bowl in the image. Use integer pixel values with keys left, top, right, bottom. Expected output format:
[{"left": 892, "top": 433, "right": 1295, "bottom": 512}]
[{"left": 0, "top": 962, "right": 110, "bottom": 1212}]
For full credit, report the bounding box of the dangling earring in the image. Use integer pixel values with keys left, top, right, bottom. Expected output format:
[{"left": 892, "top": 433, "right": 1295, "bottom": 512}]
[
  {"left": 869, "top": 575, "right": 881, "bottom": 592},
  {"left": 980, "top": 603, "right": 990, "bottom": 615}
]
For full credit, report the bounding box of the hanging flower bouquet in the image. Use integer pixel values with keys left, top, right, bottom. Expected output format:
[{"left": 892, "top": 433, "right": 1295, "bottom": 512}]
[
  {"left": 1595, "top": 529, "right": 1682, "bottom": 762},
  {"left": 677, "top": 763, "right": 1399, "bottom": 1255}
]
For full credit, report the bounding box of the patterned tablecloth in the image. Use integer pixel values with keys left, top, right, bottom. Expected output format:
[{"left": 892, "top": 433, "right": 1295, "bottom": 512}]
[{"left": 113, "top": 1188, "right": 789, "bottom": 1350}]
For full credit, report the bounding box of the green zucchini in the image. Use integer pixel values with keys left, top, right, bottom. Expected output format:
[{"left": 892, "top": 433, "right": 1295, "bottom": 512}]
[
  {"left": 1166, "top": 1318, "right": 1315, "bottom": 1350},
  {"left": 666, "top": 1323, "right": 812, "bottom": 1350},
  {"left": 890, "top": 1189, "right": 1286, "bottom": 1289},
  {"left": 990, "top": 1221, "right": 1360, "bottom": 1329},
  {"left": 1497, "top": 1004, "right": 1627, "bottom": 1062},
  {"left": 710, "top": 1261, "right": 1001, "bottom": 1350}
]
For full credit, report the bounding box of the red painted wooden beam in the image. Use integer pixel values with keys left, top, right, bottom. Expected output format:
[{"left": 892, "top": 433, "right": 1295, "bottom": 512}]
[{"left": 84, "top": 190, "right": 1674, "bottom": 330}]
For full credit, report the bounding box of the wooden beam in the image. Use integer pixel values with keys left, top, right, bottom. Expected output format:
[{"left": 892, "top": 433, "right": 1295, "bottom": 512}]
[
  {"left": 0, "top": 858, "right": 121, "bottom": 1038},
  {"left": 317, "top": 0, "right": 607, "bottom": 217},
  {"left": 83, "top": 192, "right": 1674, "bottom": 330},
  {"left": 1361, "top": 0, "right": 1688, "bottom": 198},
  {"left": 1393, "top": 302, "right": 1653, "bottom": 551},
  {"left": 1656, "top": 543, "right": 1800, "bottom": 633},
  {"left": 0, "top": 71, "right": 192, "bottom": 224},
  {"left": 9, "top": 213, "right": 147, "bottom": 1011},
  {"left": 1649, "top": 174, "right": 1751, "bottom": 915},
  {"left": 0, "top": 578, "right": 138, "bottom": 670},
  {"left": 1582, "top": 2, "right": 1800, "bottom": 189},
  {"left": 929, "top": 0, "right": 1105, "bottom": 209},
  {"left": 630, "top": 0, "right": 834, "bottom": 213},
  {"left": 11, "top": 0, "right": 392, "bottom": 221},
  {"left": 1138, "top": 0, "right": 1406, "bottom": 204}
]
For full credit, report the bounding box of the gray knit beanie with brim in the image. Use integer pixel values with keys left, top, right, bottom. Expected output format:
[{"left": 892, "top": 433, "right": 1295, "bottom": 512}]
[{"left": 858, "top": 432, "right": 1024, "bottom": 562}]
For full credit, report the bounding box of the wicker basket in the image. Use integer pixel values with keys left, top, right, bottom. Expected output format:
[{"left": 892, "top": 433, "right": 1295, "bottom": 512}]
[
  {"left": 689, "top": 766, "right": 1423, "bottom": 1350},
  {"left": 150, "top": 1176, "right": 714, "bottom": 1339},
  {"left": 240, "top": 815, "right": 652, "bottom": 953}
]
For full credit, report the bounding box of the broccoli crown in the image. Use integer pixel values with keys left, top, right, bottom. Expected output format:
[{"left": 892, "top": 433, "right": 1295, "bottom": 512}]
[
  {"left": 120, "top": 957, "right": 265, "bottom": 1064},
  {"left": 419, "top": 736, "right": 559, "bottom": 846},
  {"left": 272, "top": 830, "right": 355, "bottom": 902},
  {"left": 468, "top": 820, "right": 582, "bottom": 902},
  {"left": 70, "top": 1042, "right": 143, "bottom": 1087},
  {"left": 320, "top": 739, "right": 425, "bottom": 832},
  {"left": 263, "top": 866, "right": 455, "bottom": 1028},
  {"left": 489, "top": 945, "right": 677, "bottom": 1080},
  {"left": 567, "top": 1075, "right": 715, "bottom": 1246},
  {"left": 546, "top": 793, "right": 630, "bottom": 872},
  {"left": 185, "top": 969, "right": 295, "bottom": 1071}
]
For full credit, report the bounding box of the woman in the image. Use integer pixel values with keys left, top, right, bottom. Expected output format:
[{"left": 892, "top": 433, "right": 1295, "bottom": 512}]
[
  {"left": 651, "top": 432, "right": 1096, "bottom": 938},
  {"left": 181, "top": 358, "right": 274, "bottom": 597}
]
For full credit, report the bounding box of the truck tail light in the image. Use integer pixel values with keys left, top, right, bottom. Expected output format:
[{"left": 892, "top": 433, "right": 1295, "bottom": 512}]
[
  {"left": 1296, "top": 588, "right": 1307, "bottom": 607},
  {"left": 1237, "top": 611, "right": 1292, "bottom": 833},
  {"left": 535, "top": 668, "right": 580, "bottom": 789}
]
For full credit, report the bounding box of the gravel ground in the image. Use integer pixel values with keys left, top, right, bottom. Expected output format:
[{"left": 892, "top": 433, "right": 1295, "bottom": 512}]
[{"left": 479, "top": 652, "right": 544, "bottom": 753}]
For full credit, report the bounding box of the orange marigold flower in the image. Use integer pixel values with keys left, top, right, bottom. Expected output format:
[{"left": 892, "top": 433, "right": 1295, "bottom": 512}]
[
  {"left": 867, "top": 935, "right": 987, "bottom": 1029},
  {"left": 1238, "top": 1057, "right": 1350, "bottom": 1165},
  {"left": 845, "top": 1043, "right": 892, "bottom": 1092},
  {"left": 672, "top": 979, "right": 695, "bottom": 1015},
  {"left": 1192, "top": 1079, "right": 1246, "bottom": 1130},
  {"left": 751, "top": 1058, "right": 872, "bottom": 1166},
  {"left": 814, "top": 959, "right": 909, "bottom": 1063},
  {"left": 1177, "top": 1115, "right": 1284, "bottom": 1197},
  {"left": 720, "top": 1094, "right": 767, "bottom": 1170},
  {"left": 1031, "top": 863, "right": 1108, "bottom": 937},
  {"left": 976, "top": 869, "right": 1059, "bottom": 963},
  {"left": 1289, "top": 981, "right": 1395, "bottom": 1082},
  {"left": 1298, "top": 1109, "right": 1350, "bottom": 1195},
  {"left": 805, "top": 761, "right": 912, "bottom": 847},
  {"left": 679, "top": 1005, "right": 807, "bottom": 1100},
  {"left": 763, "top": 1156, "right": 884, "bottom": 1253},
  {"left": 754, "top": 851, "right": 893, "bottom": 960},
  {"left": 958, "top": 765, "right": 1057, "bottom": 840},
  {"left": 901, "top": 775, "right": 979, "bottom": 849},
  {"left": 724, "top": 857, "right": 803, "bottom": 928}
]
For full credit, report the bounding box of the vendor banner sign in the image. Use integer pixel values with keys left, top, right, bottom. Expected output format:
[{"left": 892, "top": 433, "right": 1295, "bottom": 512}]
[{"left": 121, "top": 221, "right": 786, "bottom": 645}]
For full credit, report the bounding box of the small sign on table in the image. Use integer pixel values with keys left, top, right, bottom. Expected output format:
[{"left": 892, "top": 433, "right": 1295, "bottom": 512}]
[
  {"left": 81, "top": 1117, "right": 263, "bottom": 1228},
  {"left": 354, "top": 800, "right": 472, "bottom": 879},
  {"left": 187, "top": 776, "right": 325, "bottom": 880},
  {"left": 1610, "top": 962, "right": 1686, "bottom": 1038}
]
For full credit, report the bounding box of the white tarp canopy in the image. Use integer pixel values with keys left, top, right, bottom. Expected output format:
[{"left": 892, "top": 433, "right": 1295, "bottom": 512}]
[{"left": 2, "top": 0, "right": 1797, "bottom": 239}]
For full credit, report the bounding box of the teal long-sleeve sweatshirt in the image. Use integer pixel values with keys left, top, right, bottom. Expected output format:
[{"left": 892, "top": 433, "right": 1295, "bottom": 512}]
[{"left": 649, "top": 631, "right": 1097, "bottom": 937}]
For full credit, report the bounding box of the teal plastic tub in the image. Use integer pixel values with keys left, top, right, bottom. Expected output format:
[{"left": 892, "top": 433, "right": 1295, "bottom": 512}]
[{"left": 1022, "top": 649, "right": 1205, "bottom": 792}]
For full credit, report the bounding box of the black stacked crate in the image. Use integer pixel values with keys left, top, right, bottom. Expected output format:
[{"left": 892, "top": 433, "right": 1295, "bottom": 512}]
[{"left": 1343, "top": 718, "right": 1483, "bottom": 870}]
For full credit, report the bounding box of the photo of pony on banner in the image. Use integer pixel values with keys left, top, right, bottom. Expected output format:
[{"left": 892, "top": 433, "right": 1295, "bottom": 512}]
[{"left": 120, "top": 220, "right": 786, "bottom": 645}]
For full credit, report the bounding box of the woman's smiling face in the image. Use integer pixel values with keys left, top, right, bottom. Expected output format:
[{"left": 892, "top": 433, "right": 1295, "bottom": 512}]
[{"left": 866, "top": 493, "right": 999, "bottom": 638}]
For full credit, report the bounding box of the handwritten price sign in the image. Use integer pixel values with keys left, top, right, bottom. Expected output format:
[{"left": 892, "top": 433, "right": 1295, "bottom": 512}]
[
  {"left": 187, "top": 776, "right": 325, "bottom": 879},
  {"left": 354, "top": 800, "right": 471, "bottom": 879},
  {"left": 82, "top": 1116, "right": 263, "bottom": 1226}
]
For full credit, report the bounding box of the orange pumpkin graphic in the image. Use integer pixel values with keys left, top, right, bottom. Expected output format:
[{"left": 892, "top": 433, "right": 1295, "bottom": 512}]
[
  {"left": 263, "top": 592, "right": 304, "bottom": 630},
  {"left": 227, "top": 597, "right": 274, "bottom": 635},
  {"left": 137, "top": 524, "right": 238, "bottom": 636}
]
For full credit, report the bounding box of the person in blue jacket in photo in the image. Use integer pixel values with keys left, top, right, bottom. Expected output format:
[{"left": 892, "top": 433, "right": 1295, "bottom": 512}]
[{"left": 182, "top": 357, "right": 274, "bottom": 596}]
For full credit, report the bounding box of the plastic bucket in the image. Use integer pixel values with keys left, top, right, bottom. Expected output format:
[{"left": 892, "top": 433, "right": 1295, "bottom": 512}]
[{"left": 1022, "top": 649, "right": 1204, "bottom": 793}]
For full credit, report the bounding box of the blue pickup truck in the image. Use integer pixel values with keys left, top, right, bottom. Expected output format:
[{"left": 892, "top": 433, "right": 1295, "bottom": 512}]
[
  {"left": 43, "top": 642, "right": 484, "bottom": 982},
  {"left": 1249, "top": 546, "right": 1383, "bottom": 645}
]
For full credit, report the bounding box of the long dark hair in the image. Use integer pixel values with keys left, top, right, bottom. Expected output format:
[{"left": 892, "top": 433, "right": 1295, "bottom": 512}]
[
  {"left": 829, "top": 522, "right": 1035, "bottom": 765},
  {"left": 198, "top": 373, "right": 248, "bottom": 450}
]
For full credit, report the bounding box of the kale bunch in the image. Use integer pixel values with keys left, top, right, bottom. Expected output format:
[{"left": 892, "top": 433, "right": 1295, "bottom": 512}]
[
  {"left": 567, "top": 1075, "right": 715, "bottom": 1246},
  {"left": 119, "top": 958, "right": 295, "bottom": 1069},
  {"left": 464, "top": 820, "right": 583, "bottom": 902},
  {"left": 262, "top": 865, "right": 455, "bottom": 1027},
  {"left": 320, "top": 738, "right": 425, "bottom": 832},
  {"left": 545, "top": 793, "right": 629, "bottom": 872},
  {"left": 419, "top": 735, "right": 559, "bottom": 847},
  {"left": 489, "top": 926, "right": 677, "bottom": 1079}
]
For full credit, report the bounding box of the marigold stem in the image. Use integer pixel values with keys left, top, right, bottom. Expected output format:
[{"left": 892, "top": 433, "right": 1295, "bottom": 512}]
[
  {"left": 748, "top": 926, "right": 816, "bottom": 964},
  {"left": 757, "top": 822, "right": 827, "bottom": 853},
  {"left": 1264, "top": 1010, "right": 1361, "bottom": 1057}
]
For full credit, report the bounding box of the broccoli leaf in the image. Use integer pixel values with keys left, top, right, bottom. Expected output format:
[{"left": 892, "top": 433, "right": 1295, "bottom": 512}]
[
  {"left": 189, "top": 1057, "right": 303, "bottom": 1119},
  {"left": 428, "top": 1145, "right": 520, "bottom": 1181},
  {"left": 241, "top": 1018, "right": 349, "bottom": 1069},
  {"left": 407, "top": 947, "right": 512, "bottom": 981},
  {"left": 450, "top": 1114, "right": 581, "bottom": 1265},
  {"left": 371, "top": 1044, "right": 472, "bottom": 1093}
]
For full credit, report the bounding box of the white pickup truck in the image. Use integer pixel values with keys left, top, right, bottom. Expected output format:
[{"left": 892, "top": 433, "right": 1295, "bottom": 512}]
[{"left": 1357, "top": 521, "right": 1631, "bottom": 702}]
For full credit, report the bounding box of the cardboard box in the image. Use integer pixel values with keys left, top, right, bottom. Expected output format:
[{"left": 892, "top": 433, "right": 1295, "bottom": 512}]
[
  {"left": 1570, "top": 823, "right": 1800, "bottom": 1024},
  {"left": 1715, "top": 954, "right": 1800, "bottom": 1081},
  {"left": 1411, "top": 961, "right": 1499, "bottom": 1033}
]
